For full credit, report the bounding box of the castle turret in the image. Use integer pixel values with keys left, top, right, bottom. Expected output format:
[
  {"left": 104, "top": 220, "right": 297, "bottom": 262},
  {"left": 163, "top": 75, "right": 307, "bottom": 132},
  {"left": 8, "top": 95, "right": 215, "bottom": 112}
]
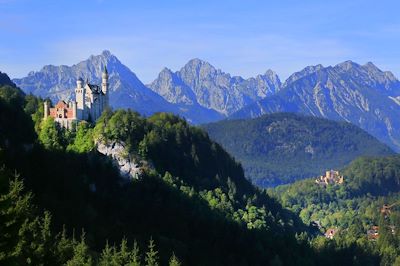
[
  {"left": 101, "top": 66, "right": 109, "bottom": 107},
  {"left": 44, "top": 100, "right": 49, "bottom": 119},
  {"left": 75, "top": 77, "right": 85, "bottom": 110},
  {"left": 72, "top": 101, "right": 77, "bottom": 119}
]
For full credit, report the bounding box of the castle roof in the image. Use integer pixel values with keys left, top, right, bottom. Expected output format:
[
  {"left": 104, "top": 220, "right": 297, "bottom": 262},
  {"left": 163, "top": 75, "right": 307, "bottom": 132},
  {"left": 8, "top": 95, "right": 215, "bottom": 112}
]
[
  {"left": 86, "top": 83, "right": 104, "bottom": 94},
  {"left": 55, "top": 100, "right": 69, "bottom": 108}
]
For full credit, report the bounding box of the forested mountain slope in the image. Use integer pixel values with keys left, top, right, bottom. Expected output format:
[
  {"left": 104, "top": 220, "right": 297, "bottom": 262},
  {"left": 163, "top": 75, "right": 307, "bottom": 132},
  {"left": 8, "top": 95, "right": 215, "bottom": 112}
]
[
  {"left": 203, "top": 113, "right": 394, "bottom": 187},
  {"left": 270, "top": 155, "right": 400, "bottom": 265},
  {"left": 0, "top": 73, "right": 336, "bottom": 265}
]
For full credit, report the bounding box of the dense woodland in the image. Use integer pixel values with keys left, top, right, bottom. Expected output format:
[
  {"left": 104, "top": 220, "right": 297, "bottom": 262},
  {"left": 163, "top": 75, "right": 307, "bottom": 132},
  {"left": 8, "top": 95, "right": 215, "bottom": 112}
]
[
  {"left": 203, "top": 113, "right": 394, "bottom": 187},
  {"left": 270, "top": 156, "right": 400, "bottom": 265},
  {"left": 0, "top": 71, "right": 397, "bottom": 265}
]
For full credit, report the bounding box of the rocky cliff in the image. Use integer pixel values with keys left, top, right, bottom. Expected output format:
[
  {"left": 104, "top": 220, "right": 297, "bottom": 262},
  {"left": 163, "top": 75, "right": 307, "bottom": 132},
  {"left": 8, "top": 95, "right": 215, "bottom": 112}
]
[{"left": 96, "top": 140, "right": 144, "bottom": 180}]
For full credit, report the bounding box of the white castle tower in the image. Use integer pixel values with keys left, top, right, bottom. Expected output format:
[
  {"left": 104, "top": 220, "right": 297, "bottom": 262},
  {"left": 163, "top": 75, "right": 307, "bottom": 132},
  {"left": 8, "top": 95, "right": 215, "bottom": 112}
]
[{"left": 102, "top": 66, "right": 109, "bottom": 107}]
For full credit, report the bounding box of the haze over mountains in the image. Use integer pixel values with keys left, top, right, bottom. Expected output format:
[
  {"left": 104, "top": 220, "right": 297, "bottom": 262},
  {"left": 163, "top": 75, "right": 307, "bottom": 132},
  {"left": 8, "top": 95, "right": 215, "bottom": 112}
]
[{"left": 12, "top": 50, "right": 400, "bottom": 151}]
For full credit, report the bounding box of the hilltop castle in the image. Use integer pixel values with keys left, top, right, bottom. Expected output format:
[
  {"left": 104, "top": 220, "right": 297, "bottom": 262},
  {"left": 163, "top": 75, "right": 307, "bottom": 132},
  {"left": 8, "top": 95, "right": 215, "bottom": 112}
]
[
  {"left": 315, "top": 170, "right": 344, "bottom": 186},
  {"left": 44, "top": 67, "right": 109, "bottom": 128}
]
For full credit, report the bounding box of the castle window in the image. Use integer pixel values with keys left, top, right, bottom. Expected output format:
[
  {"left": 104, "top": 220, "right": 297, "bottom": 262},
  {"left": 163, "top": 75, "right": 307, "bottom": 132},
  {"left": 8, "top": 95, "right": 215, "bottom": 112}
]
[{"left": 59, "top": 114, "right": 62, "bottom": 118}]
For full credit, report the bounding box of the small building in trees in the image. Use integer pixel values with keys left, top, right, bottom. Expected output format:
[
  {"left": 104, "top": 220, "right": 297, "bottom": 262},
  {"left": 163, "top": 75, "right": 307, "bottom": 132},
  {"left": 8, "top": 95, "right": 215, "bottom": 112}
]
[
  {"left": 315, "top": 170, "right": 344, "bottom": 186},
  {"left": 324, "top": 228, "right": 338, "bottom": 239},
  {"left": 43, "top": 67, "right": 109, "bottom": 129},
  {"left": 367, "top": 226, "right": 379, "bottom": 241}
]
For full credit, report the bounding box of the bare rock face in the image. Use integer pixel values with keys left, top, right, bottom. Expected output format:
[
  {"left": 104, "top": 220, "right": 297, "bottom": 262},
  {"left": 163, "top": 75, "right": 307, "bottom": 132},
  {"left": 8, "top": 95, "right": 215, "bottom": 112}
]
[
  {"left": 96, "top": 140, "right": 144, "bottom": 180},
  {"left": 231, "top": 61, "right": 400, "bottom": 152},
  {"left": 148, "top": 58, "right": 281, "bottom": 116}
]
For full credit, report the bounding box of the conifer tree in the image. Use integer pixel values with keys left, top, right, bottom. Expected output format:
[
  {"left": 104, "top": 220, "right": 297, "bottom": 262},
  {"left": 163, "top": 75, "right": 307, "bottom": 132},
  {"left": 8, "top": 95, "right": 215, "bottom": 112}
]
[
  {"left": 0, "top": 174, "right": 34, "bottom": 264},
  {"left": 129, "top": 240, "right": 141, "bottom": 266},
  {"left": 117, "top": 238, "right": 131, "bottom": 265},
  {"left": 55, "top": 225, "right": 75, "bottom": 265},
  {"left": 66, "top": 231, "right": 93, "bottom": 266},
  {"left": 168, "top": 253, "right": 181, "bottom": 266},
  {"left": 99, "top": 240, "right": 114, "bottom": 266},
  {"left": 144, "top": 238, "right": 158, "bottom": 266}
]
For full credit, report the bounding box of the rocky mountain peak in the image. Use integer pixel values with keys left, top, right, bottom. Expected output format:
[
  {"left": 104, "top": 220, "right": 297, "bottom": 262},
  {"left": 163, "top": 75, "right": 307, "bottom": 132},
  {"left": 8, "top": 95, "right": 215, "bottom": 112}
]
[
  {"left": 101, "top": 50, "right": 112, "bottom": 58},
  {"left": 185, "top": 58, "right": 212, "bottom": 68},
  {"left": 335, "top": 60, "right": 360, "bottom": 71},
  {"left": 362, "top": 62, "right": 398, "bottom": 82},
  {"left": 283, "top": 64, "right": 325, "bottom": 86},
  {"left": 148, "top": 59, "right": 281, "bottom": 117},
  {"left": 364, "top": 61, "right": 379, "bottom": 70},
  {"left": 180, "top": 58, "right": 219, "bottom": 80},
  {"left": 264, "top": 69, "right": 277, "bottom": 77}
]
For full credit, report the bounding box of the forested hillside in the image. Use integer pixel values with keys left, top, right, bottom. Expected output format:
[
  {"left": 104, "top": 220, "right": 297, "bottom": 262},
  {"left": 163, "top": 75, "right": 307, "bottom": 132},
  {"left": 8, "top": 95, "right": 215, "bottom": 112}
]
[
  {"left": 203, "top": 113, "right": 394, "bottom": 187},
  {"left": 0, "top": 75, "right": 331, "bottom": 265},
  {"left": 270, "top": 155, "right": 400, "bottom": 265},
  {"left": 0, "top": 71, "right": 391, "bottom": 264}
]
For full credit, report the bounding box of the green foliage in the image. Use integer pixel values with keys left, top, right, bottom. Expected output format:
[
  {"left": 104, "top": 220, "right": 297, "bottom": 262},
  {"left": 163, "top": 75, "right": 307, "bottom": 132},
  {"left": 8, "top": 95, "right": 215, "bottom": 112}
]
[
  {"left": 67, "top": 121, "right": 95, "bottom": 153},
  {"left": 271, "top": 155, "right": 400, "bottom": 265},
  {"left": 168, "top": 253, "right": 181, "bottom": 266},
  {"left": 0, "top": 85, "right": 36, "bottom": 149},
  {"left": 66, "top": 232, "right": 93, "bottom": 266},
  {"left": 0, "top": 171, "right": 70, "bottom": 265},
  {"left": 98, "top": 241, "right": 114, "bottom": 266},
  {"left": 144, "top": 238, "right": 159, "bottom": 266},
  {"left": 203, "top": 112, "right": 394, "bottom": 187},
  {"left": 94, "top": 109, "right": 146, "bottom": 151},
  {"left": 0, "top": 81, "right": 386, "bottom": 265},
  {"left": 24, "top": 94, "right": 44, "bottom": 134},
  {"left": 39, "top": 117, "right": 65, "bottom": 151}
]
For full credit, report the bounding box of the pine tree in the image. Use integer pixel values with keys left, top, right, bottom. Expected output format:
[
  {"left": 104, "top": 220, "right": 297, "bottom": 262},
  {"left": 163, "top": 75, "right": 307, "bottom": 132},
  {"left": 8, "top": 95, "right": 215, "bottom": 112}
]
[
  {"left": 117, "top": 238, "right": 131, "bottom": 265},
  {"left": 99, "top": 241, "right": 114, "bottom": 266},
  {"left": 144, "top": 238, "right": 158, "bottom": 266},
  {"left": 55, "top": 225, "right": 75, "bottom": 265},
  {"left": 168, "top": 253, "right": 181, "bottom": 266},
  {"left": 0, "top": 174, "right": 34, "bottom": 264},
  {"left": 66, "top": 231, "right": 93, "bottom": 266},
  {"left": 0, "top": 174, "right": 66, "bottom": 265},
  {"left": 129, "top": 240, "right": 141, "bottom": 266}
]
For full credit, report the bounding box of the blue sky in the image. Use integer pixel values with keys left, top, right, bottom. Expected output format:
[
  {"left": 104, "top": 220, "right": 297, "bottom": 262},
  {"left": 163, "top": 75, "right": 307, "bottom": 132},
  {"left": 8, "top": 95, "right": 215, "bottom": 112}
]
[{"left": 1, "top": 0, "right": 399, "bottom": 83}]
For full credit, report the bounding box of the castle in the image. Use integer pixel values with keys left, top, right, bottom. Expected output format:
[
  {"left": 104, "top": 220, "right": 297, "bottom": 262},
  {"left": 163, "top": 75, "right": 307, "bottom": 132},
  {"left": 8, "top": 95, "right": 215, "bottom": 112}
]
[
  {"left": 315, "top": 170, "right": 344, "bottom": 186},
  {"left": 44, "top": 67, "right": 109, "bottom": 128}
]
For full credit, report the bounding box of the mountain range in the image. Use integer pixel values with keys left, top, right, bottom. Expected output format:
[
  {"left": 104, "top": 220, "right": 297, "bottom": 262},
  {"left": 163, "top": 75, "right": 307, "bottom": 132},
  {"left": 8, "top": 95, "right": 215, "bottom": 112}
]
[
  {"left": 231, "top": 61, "right": 400, "bottom": 151},
  {"left": 13, "top": 51, "right": 180, "bottom": 117},
  {"left": 13, "top": 51, "right": 280, "bottom": 124},
  {"left": 147, "top": 58, "right": 281, "bottom": 116},
  {"left": 11, "top": 50, "right": 400, "bottom": 151}
]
